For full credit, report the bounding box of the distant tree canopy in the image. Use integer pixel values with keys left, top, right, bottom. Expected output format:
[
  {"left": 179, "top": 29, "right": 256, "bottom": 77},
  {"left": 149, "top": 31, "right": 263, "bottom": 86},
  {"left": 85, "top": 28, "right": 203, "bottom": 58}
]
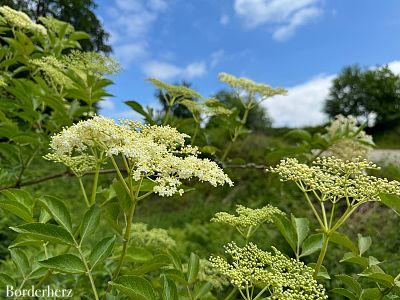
[
  {"left": 324, "top": 65, "right": 400, "bottom": 130},
  {"left": 0, "top": 0, "right": 111, "bottom": 53},
  {"left": 214, "top": 89, "right": 272, "bottom": 131}
]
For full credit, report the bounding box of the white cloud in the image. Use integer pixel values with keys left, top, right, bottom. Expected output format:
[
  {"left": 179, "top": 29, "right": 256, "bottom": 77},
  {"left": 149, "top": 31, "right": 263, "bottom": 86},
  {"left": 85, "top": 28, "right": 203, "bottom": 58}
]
[
  {"left": 220, "top": 14, "right": 230, "bottom": 26},
  {"left": 388, "top": 60, "right": 400, "bottom": 74},
  {"left": 98, "top": 98, "right": 115, "bottom": 110},
  {"left": 114, "top": 43, "right": 148, "bottom": 66},
  {"left": 264, "top": 74, "right": 335, "bottom": 127},
  {"left": 143, "top": 61, "right": 206, "bottom": 80},
  {"left": 234, "top": 0, "right": 322, "bottom": 41}
]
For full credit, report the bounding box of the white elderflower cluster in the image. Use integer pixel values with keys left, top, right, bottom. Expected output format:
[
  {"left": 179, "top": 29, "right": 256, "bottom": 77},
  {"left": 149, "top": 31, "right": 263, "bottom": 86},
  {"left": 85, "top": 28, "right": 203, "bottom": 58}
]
[
  {"left": 270, "top": 157, "right": 400, "bottom": 203},
  {"left": 212, "top": 205, "right": 283, "bottom": 228},
  {"left": 181, "top": 98, "right": 232, "bottom": 119},
  {"left": 210, "top": 242, "right": 327, "bottom": 299},
  {"left": 219, "top": 72, "right": 287, "bottom": 100},
  {"left": 0, "top": 6, "right": 46, "bottom": 35},
  {"left": 324, "top": 115, "right": 374, "bottom": 160},
  {"left": 45, "top": 116, "right": 233, "bottom": 196},
  {"left": 44, "top": 153, "right": 97, "bottom": 177},
  {"left": 130, "top": 223, "right": 176, "bottom": 248}
]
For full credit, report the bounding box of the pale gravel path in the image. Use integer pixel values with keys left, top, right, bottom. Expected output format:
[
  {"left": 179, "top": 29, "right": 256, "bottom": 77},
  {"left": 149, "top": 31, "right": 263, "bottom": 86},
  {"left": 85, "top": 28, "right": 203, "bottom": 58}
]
[{"left": 369, "top": 149, "right": 400, "bottom": 164}]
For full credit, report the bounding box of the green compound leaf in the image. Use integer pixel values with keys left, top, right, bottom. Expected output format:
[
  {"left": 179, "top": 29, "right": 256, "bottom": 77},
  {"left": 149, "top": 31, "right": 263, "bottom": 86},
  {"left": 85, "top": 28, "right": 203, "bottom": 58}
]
[
  {"left": 38, "top": 196, "right": 72, "bottom": 233},
  {"left": 39, "top": 254, "right": 85, "bottom": 274},
  {"left": 89, "top": 236, "right": 116, "bottom": 269},
  {"left": 80, "top": 205, "right": 101, "bottom": 243},
  {"left": 186, "top": 252, "right": 200, "bottom": 284},
  {"left": 10, "top": 223, "right": 74, "bottom": 245},
  {"left": 109, "top": 275, "right": 157, "bottom": 300}
]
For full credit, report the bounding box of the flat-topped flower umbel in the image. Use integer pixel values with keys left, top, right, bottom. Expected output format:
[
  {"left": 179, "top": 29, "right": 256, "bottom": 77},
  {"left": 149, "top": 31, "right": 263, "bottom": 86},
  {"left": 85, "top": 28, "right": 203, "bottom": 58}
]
[{"left": 45, "top": 116, "right": 233, "bottom": 197}]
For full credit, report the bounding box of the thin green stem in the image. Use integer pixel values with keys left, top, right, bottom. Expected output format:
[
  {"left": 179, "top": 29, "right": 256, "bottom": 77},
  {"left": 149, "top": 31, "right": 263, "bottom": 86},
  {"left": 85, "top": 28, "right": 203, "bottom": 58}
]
[
  {"left": 320, "top": 202, "right": 328, "bottom": 229},
  {"left": 186, "top": 285, "right": 194, "bottom": 300},
  {"left": 300, "top": 187, "right": 325, "bottom": 230},
  {"left": 78, "top": 177, "right": 90, "bottom": 208},
  {"left": 313, "top": 233, "right": 330, "bottom": 279},
  {"left": 76, "top": 245, "right": 99, "bottom": 300},
  {"left": 253, "top": 285, "right": 270, "bottom": 300},
  {"left": 191, "top": 122, "right": 200, "bottom": 144},
  {"left": 90, "top": 164, "right": 100, "bottom": 206},
  {"left": 110, "top": 156, "right": 130, "bottom": 195},
  {"left": 329, "top": 202, "right": 336, "bottom": 228},
  {"left": 223, "top": 287, "right": 237, "bottom": 300}
]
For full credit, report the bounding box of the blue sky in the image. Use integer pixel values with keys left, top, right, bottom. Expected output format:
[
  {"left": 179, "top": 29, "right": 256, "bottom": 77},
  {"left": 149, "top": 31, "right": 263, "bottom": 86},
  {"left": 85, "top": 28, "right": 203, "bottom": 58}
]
[{"left": 95, "top": 0, "right": 400, "bottom": 127}]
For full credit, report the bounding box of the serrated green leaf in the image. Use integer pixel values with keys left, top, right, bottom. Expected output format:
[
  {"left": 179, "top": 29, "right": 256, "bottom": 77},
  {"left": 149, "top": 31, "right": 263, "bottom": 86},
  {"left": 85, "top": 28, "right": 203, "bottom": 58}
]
[
  {"left": 194, "top": 282, "right": 213, "bottom": 299},
  {"left": 331, "top": 288, "right": 357, "bottom": 300},
  {"left": 358, "top": 234, "right": 372, "bottom": 256},
  {"left": 330, "top": 231, "right": 358, "bottom": 254},
  {"left": 109, "top": 275, "right": 157, "bottom": 300},
  {"left": 0, "top": 273, "right": 15, "bottom": 288},
  {"left": 340, "top": 252, "right": 369, "bottom": 267},
  {"left": 10, "top": 249, "right": 30, "bottom": 278},
  {"left": 360, "top": 270, "right": 394, "bottom": 288},
  {"left": 300, "top": 233, "right": 324, "bottom": 257},
  {"left": 379, "top": 193, "right": 400, "bottom": 215},
  {"left": 10, "top": 223, "right": 74, "bottom": 245},
  {"left": 167, "top": 249, "right": 183, "bottom": 272},
  {"left": 360, "top": 288, "right": 383, "bottom": 299},
  {"left": 80, "top": 205, "right": 100, "bottom": 243},
  {"left": 187, "top": 252, "right": 200, "bottom": 284},
  {"left": 39, "top": 254, "right": 85, "bottom": 274},
  {"left": 272, "top": 214, "right": 297, "bottom": 253},
  {"left": 0, "top": 189, "right": 35, "bottom": 222},
  {"left": 291, "top": 216, "right": 309, "bottom": 250},
  {"left": 89, "top": 236, "right": 116, "bottom": 269},
  {"left": 38, "top": 196, "right": 72, "bottom": 232},
  {"left": 336, "top": 274, "right": 362, "bottom": 295},
  {"left": 161, "top": 273, "right": 178, "bottom": 300}
]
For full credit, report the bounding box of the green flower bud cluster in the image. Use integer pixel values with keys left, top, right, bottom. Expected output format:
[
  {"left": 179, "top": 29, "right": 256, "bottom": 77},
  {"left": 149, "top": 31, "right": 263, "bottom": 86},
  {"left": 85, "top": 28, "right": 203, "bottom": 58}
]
[
  {"left": 147, "top": 78, "right": 201, "bottom": 100},
  {"left": 210, "top": 242, "right": 327, "bottom": 299},
  {"left": 270, "top": 156, "right": 400, "bottom": 204},
  {"left": 0, "top": 74, "right": 6, "bottom": 87},
  {"left": 62, "top": 50, "right": 120, "bottom": 75},
  {"left": 0, "top": 6, "right": 46, "bottom": 35},
  {"left": 218, "top": 72, "right": 287, "bottom": 100},
  {"left": 212, "top": 205, "right": 283, "bottom": 228},
  {"left": 130, "top": 223, "right": 176, "bottom": 249},
  {"left": 45, "top": 116, "right": 233, "bottom": 197},
  {"left": 44, "top": 153, "right": 97, "bottom": 177}
]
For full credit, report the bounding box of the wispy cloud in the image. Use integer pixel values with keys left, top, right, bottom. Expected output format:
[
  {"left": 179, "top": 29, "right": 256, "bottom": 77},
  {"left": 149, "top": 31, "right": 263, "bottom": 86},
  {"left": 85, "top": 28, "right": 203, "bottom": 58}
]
[
  {"left": 220, "top": 14, "right": 230, "bottom": 26},
  {"left": 102, "top": 0, "right": 168, "bottom": 66},
  {"left": 143, "top": 61, "right": 207, "bottom": 80},
  {"left": 234, "top": 0, "right": 323, "bottom": 41}
]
